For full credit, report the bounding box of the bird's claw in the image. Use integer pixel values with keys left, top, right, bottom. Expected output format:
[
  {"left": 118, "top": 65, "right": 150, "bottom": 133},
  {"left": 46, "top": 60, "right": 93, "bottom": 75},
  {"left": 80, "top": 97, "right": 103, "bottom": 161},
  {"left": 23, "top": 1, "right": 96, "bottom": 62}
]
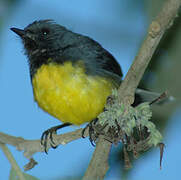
[{"left": 41, "top": 127, "right": 58, "bottom": 153}]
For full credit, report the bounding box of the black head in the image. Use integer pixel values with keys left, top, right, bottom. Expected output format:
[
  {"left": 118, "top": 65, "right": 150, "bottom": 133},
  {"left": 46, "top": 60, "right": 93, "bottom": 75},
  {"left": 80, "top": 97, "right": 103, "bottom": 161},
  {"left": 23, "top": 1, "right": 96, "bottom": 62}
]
[
  {"left": 11, "top": 20, "right": 67, "bottom": 57},
  {"left": 11, "top": 20, "right": 70, "bottom": 78}
]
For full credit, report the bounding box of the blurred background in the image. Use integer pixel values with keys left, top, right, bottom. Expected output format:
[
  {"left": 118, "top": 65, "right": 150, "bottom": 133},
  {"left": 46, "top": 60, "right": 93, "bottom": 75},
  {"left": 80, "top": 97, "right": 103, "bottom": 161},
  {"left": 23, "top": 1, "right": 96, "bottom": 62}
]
[{"left": 0, "top": 0, "right": 181, "bottom": 179}]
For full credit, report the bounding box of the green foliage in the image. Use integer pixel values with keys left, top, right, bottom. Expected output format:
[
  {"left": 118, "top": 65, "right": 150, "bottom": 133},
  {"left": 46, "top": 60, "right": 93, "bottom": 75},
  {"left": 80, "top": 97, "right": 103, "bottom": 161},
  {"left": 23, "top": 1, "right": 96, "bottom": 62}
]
[{"left": 98, "top": 89, "right": 163, "bottom": 147}]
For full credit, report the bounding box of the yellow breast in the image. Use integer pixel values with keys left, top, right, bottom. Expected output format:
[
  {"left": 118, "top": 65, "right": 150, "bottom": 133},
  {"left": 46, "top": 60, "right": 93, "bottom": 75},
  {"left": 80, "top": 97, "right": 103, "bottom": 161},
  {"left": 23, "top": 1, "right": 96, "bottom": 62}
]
[{"left": 32, "top": 61, "right": 113, "bottom": 125}]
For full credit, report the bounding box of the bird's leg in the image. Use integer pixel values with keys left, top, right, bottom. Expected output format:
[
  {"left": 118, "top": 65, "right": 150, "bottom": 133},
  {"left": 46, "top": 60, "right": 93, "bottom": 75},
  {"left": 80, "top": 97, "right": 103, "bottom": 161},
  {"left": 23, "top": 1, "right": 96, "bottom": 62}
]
[
  {"left": 82, "top": 118, "right": 99, "bottom": 146},
  {"left": 41, "top": 122, "right": 71, "bottom": 153}
]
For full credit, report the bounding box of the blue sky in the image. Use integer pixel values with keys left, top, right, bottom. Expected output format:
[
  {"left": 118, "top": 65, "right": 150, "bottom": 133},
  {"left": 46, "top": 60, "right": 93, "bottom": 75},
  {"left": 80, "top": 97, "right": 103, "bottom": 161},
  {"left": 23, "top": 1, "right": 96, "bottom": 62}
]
[{"left": 0, "top": 0, "right": 180, "bottom": 180}]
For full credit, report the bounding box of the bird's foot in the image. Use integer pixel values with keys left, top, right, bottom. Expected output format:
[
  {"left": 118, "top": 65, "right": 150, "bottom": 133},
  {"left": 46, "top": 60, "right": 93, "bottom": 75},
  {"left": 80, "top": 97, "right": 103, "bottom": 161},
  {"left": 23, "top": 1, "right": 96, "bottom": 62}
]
[
  {"left": 82, "top": 118, "right": 108, "bottom": 146},
  {"left": 41, "top": 123, "right": 71, "bottom": 153}
]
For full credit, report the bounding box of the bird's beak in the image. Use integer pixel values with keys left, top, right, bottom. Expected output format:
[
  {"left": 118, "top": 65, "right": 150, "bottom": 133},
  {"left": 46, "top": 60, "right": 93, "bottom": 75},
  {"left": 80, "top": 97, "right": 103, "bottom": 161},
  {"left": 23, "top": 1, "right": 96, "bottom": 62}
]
[{"left": 10, "top": 28, "right": 25, "bottom": 37}]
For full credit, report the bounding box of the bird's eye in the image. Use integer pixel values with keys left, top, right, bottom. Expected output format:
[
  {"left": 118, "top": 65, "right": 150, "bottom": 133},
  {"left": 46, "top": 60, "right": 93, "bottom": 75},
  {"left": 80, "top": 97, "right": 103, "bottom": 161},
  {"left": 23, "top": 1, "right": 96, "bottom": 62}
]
[{"left": 41, "top": 28, "right": 50, "bottom": 36}]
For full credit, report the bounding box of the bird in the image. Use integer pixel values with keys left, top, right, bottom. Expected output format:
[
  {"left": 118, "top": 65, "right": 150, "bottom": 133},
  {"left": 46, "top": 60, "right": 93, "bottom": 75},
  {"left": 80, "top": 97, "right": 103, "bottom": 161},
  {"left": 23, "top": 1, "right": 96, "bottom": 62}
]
[
  {"left": 10, "top": 20, "right": 170, "bottom": 151},
  {"left": 10, "top": 20, "right": 123, "bottom": 149}
]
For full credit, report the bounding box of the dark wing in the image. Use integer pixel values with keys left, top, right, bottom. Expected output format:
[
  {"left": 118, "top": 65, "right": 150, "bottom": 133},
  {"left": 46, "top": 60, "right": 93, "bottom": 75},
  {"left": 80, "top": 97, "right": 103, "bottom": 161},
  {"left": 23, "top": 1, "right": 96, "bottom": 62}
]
[{"left": 58, "top": 32, "right": 123, "bottom": 87}]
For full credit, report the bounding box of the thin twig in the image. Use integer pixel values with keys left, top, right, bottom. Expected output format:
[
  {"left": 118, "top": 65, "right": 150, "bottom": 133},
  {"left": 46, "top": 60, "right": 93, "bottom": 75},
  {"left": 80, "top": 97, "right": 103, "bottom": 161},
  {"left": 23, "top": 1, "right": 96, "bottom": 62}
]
[
  {"left": 0, "top": 128, "right": 88, "bottom": 159},
  {"left": 0, "top": 143, "right": 26, "bottom": 180}
]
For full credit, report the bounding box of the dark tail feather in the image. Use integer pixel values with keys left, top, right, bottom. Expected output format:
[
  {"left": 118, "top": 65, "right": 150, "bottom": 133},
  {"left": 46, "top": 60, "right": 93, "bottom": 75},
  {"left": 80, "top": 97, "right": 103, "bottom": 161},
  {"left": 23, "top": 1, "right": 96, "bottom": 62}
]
[{"left": 133, "top": 88, "right": 175, "bottom": 106}]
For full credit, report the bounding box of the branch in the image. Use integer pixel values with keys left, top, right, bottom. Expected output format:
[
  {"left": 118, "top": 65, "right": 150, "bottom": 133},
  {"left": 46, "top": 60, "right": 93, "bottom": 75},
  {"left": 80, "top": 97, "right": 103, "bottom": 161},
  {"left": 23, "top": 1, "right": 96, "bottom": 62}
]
[
  {"left": 0, "top": 143, "right": 26, "bottom": 180},
  {"left": 82, "top": 136, "right": 112, "bottom": 180},
  {"left": 83, "top": 0, "right": 181, "bottom": 179},
  {"left": 0, "top": 128, "right": 88, "bottom": 160},
  {"left": 118, "top": 0, "right": 181, "bottom": 104}
]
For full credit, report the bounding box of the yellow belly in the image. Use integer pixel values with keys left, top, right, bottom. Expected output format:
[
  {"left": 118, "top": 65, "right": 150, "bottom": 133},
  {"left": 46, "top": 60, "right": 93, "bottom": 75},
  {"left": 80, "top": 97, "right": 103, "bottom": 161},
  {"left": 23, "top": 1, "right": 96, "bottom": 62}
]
[{"left": 32, "top": 61, "right": 113, "bottom": 125}]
